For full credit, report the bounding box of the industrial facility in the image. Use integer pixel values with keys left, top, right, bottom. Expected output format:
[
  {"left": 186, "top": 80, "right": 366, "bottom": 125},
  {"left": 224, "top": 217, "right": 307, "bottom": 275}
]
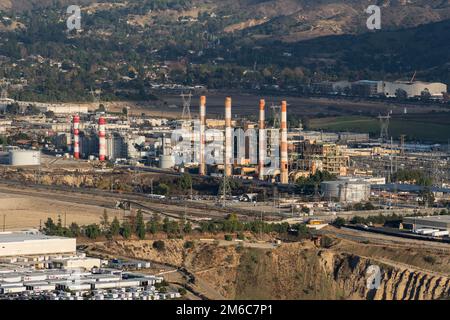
[
  {"left": 314, "top": 79, "right": 448, "bottom": 99},
  {"left": 0, "top": 230, "right": 180, "bottom": 300}
]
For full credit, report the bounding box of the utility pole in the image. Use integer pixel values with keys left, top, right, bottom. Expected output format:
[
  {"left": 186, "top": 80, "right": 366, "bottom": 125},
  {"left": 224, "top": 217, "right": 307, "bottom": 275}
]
[
  {"left": 2, "top": 214, "right": 5, "bottom": 232},
  {"left": 150, "top": 178, "right": 154, "bottom": 194}
]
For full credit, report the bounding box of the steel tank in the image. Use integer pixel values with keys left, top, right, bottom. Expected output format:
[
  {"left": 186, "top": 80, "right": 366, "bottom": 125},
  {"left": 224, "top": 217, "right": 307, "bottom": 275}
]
[{"left": 9, "top": 150, "right": 41, "bottom": 166}]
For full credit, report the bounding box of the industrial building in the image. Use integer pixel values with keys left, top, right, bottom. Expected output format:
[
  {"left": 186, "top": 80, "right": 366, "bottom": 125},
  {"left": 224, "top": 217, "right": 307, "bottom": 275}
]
[
  {"left": 314, "top": 79, "right": 447, "bottom": 99},
  {"left": 294, "top": 141, "right": 349, "bottom": 176},
  {"left": 0, "top": 231, "right": 76, "bottom": 257},
  {"left": 383, "top": 81, "right": 447, "bottom": 98},
  {"left": 403, "top": 215, "right": 450, "bottom": 232}
]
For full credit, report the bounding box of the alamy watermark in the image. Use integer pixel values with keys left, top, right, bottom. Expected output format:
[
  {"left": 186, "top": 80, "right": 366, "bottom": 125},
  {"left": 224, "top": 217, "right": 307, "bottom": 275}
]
[
  {"left": 366, "top": 5, "right": 381, "bottom": 30},
  {"left": 170, "top": 120, "right": 280, "bottom": 174},
  {"left": 366, "top": 264, "right": 382, "bottom": 290},
  {"left": 67, "top": 5, "right": 82, "bottom": 31}
]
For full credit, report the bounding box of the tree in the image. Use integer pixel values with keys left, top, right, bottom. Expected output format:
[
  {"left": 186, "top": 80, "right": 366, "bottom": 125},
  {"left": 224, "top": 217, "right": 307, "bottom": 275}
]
[
  {"left": 69, "top": 222, "right": 81, "bottom": 237},
  {"left": 135, "top": 210, "right": 146, "bottom": 240},
  {"left": 44, "top": 110, "right": 55, "bottom": 118},
  {"left": 43, "top": 218, "right": 57, "bottom": 235},
  {"left": 110, "top": 217, "right": 120, "bottom": 237},
  {"left": 84, "top": 224, "right": 101, "bottom": 239},
  {"left": 153, "top": 240, "right": 165, "bottom": 251},
  {"left": 178, "top": 173, "right": 192, "bottom": 192},
  {"left": 146, "top": 214, "right": 162, "bottom": 234},
  {"left": 121, "top": 221, "right": 132, "bottom": 239},
  {"left": 332, "top": 217, "right": 346, "bottom": 228},
  {"left": 421, "top": 89, "right": 431, "bottom": 101},
  {"left": 155, "top": 183, "right": 170, "bottom": 195},
  {"left": 395, "top": 88, "right": 408, "bottom": 100},
  {"left": 184, "top": 241, "right": 194, "bottom": 249},
  {"left": 178, "top": 288, "right": 187, "bottom": 296},
  {"left": 100, "top": 209, "right": 110, "bottom": 232},
  {"left": 183, "top": 222, "right": 192, "bottom": 234}
]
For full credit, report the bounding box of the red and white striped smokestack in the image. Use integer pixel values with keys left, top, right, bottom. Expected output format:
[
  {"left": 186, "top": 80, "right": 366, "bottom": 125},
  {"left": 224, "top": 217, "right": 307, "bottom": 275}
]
[
  {"left": 199, "top": 96, "right": 206, "bottom": 175},
  {"left": 224, "top": 97, "right": 232, "bottom": 177},
  {"left": 280, "top": 101, "right": 288, "bottom": 184},
  {"left": 258, "top": 99, "right": 266, "bottom": 180},
  {"left": 98, "top": 116, "right": 106, "bottom": 161},
  {"left": 73, "top": 114, "right": 80, "bottom": 159}
]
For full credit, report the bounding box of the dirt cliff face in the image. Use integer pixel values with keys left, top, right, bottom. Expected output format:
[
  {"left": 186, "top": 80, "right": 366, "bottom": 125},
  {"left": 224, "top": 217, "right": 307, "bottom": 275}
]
[{"left": 87, "top": 238, "right": 450, "bottom": 300}]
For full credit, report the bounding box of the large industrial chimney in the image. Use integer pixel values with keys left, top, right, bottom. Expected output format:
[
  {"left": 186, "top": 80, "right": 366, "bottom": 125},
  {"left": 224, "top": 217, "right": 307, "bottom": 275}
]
[
  {"left": 98, "top": 116, "right": 106, "bottom": 161},
  {"left": 280, "top": 101, "right": 288, "bottom": 184},
  {"left": 73, "top": 114, "right": 80, "bottom": 159},
  {"left": 224, "top": 97, "right": 232, "bottom": 177},
  {"left": 258, "top": 99, "right": 266, "bottom": 180},
  {"left": 199, "top": 96, "right": 206, "bottom": 175}
]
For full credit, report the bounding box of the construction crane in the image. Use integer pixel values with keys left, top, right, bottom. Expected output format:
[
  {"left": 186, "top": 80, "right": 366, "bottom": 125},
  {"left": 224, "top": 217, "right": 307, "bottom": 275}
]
[{"left": 410, "top": 71, "right": 417, "bottom": 83}]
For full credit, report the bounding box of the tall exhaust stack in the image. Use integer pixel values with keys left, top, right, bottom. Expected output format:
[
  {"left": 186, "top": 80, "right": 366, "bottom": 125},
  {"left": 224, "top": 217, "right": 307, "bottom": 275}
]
[
  {"left": 280, "top": 101, "right": 288, "bottom": 184},
  {"left": 199, "top": 96, "right": 206, "bottom": 175},
  {"left": 224, "top": 97, "right": 232, "bottom": 177},
  {"left": 73, "top": 114, "right": 80, "bottom": 159},
  {"left": 98, "top": 116, "right": 106, "bottom": 161},
  {"left": 258, "top": 99, "right": 266, "bottom": 180}
]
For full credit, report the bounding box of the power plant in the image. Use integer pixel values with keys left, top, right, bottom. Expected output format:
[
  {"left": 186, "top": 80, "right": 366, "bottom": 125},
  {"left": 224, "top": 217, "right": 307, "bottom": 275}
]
[
  {"left": 167, "top": 96, "right": 291, "bottom": 183},
  {"left": 67, "top": 96, "right": 292, "bottom": 183}
]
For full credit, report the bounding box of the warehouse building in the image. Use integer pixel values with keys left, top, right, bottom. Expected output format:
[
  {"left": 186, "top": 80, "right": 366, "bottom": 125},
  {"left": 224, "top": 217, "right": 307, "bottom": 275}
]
[
  {"left": 0, "top": 231, "right": 76, "bottom": 257},
  {"left": 403, "top": 215, "right": 450, "bottom": 232},
  {"left": 383, "top": 81, "right": 447, "bottom": 98}
]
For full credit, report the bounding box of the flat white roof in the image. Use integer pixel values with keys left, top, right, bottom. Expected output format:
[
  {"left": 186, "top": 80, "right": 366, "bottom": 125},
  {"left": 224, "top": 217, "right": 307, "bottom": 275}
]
[
  {"left": 404, "top": 215, "right": 450, "bottom": 223},
  {"left": 0, "top": 232, "right": 70, "bottom": 243}
]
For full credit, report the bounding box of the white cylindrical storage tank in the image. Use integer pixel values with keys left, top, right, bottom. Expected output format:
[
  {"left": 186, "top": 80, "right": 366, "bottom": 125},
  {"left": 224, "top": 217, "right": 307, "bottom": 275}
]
[
  {"left": 321, "top": 181, "right": 341, "bottom": 200},
  {"left": 322, "top": 180, "right": 370, "bottom": 203},
  {"left": 9, "top": 150, "right": 41, "bottom": 166},
  {"left": 340, "top": 181, "right": 370, "bottom": 203},
  {"left": 159, "top": 155, "right": 175, "bottom": 169}
]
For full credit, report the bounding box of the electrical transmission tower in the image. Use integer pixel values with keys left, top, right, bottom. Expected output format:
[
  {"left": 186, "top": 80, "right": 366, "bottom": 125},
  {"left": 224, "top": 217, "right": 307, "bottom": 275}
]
[
  {"left": 400, "top": 135, "right": 406, "bottom": 155},
  {"left": 220, "top": 174, "right": 231, "bottom": 207},
  {"left": 0, "top": 80, "right": 9, "bottom": 100},
  {"left": 180, "top": 91, "right": 192, "bottom": 121},
  {"left": 91, "top": 88, "right": 102, "bottom": 110},
  {"left": 270, "top": 103, "right": 281, "bottom": 128},
  {"left": 378, "top": 113, "right": 391, "bottom": 142}
]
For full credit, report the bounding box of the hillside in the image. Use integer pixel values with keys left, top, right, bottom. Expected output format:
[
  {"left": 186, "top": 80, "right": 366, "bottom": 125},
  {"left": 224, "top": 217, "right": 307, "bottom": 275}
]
[
  {"left": 0, "top": 1, "right": 449, "bottom": 102},
  {"left": 87, "top": 234, "right": 450, "bottom": 300},
  {"left": 1, "top": 1, "right": 450, "bottom": 40}
]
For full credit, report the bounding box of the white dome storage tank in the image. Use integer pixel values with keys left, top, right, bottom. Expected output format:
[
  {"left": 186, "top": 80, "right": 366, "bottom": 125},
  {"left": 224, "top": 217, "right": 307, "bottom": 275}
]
[
  {"left": 321, "top": 180, "right": 370, "bottom": 203},
  {"left": 9, "top": 150, "right": 41, "bottom": 166}
]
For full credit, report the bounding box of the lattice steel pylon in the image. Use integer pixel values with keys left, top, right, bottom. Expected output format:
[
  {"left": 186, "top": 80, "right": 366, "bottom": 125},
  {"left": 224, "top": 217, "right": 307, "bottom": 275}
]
[
  {"left": 91, "top": 88, "right": 102, "bottom": 110},
  {"left": 378, "top": 113, "right": 391, "bottom": 142},
  {"left": 0, "top": 81, "right": 9, "bottom": 100},
  {"left": 180, "top": 91, "right": 192, "bottom": 121},
  {"left": 270, "top": 103, "right": 281, "bottom": 128}
]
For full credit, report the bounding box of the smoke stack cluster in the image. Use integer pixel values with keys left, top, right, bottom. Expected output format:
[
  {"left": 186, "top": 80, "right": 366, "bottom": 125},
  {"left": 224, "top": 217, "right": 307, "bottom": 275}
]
[
  {"left": 73, "top": 114, "right": 80, "bottom": 159},
  {"left": 280, "top": 101, "right": 288, "bottom": 184},
  {"left": 224, "top": 97, "right": 232, "bottom": 177},
  {"left": 98, "top": 116, "right": 106, "bottom": 161},
  {"left": 258, "top": 99, "right": 266, "bottom": 180},
  {"left": 199, "top": 96, "right": 206, "bottom": 175}
]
